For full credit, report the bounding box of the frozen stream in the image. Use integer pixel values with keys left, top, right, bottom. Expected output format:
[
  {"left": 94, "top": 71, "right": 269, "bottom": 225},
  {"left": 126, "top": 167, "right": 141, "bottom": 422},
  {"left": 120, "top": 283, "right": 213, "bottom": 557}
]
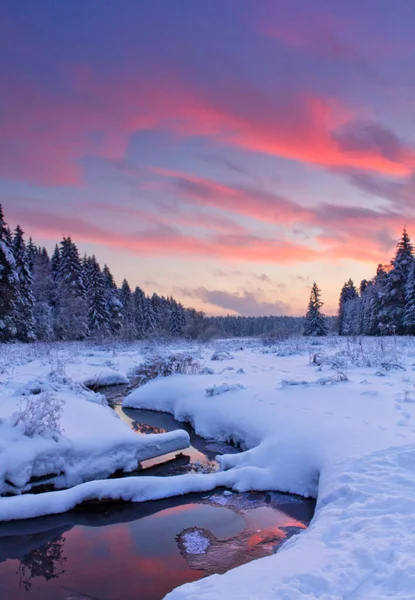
[{"left": 0, "top": 399, "right": 315, "bottom": 600}]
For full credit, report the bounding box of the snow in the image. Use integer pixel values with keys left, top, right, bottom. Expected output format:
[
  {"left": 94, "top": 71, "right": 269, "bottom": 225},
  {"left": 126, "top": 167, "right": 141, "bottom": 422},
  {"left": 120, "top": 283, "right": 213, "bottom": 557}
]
[
  {"left": 3, "top": 336, "right": 415, "bottom": 599},
  {"left": 180, "top": 530, "right": 211, "bottom": 554},
  {"left": 0, "top": 342, "right": 190, "bottom": 495}
]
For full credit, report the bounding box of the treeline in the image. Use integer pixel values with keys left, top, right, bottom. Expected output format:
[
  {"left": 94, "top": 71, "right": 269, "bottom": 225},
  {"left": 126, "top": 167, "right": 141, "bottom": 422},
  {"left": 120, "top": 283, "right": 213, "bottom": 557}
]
[
  {"left": 205, "top": 315, "right": 304, "bottom": 338},
  {"left": 0, "top": 204, "right": 193, "bottom": 342},
  {"left": 338, "top": 228, "right": 415, "bottom": 336}
]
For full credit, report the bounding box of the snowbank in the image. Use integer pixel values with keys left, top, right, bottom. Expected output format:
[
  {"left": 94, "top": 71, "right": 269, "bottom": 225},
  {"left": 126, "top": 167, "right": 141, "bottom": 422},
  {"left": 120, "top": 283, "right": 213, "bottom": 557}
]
[
  {"left": 122, "top": 339, "right": 415, "bottom": 600},
  {"left": 0, "top": 342, "right": 190, "bottom": 495}
]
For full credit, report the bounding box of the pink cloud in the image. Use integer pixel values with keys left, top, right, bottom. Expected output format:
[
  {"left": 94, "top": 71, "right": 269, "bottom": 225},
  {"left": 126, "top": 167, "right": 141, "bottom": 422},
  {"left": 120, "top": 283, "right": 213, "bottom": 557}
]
[{"left": 2, "top": 67, "right": 414, "bottom": 186}]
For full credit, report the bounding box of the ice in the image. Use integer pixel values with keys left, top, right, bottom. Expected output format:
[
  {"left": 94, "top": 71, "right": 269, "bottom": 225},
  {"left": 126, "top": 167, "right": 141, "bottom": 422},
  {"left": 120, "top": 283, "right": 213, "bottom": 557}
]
[{"left": 180, "top": 529, "right": 211, "bottom": 555}]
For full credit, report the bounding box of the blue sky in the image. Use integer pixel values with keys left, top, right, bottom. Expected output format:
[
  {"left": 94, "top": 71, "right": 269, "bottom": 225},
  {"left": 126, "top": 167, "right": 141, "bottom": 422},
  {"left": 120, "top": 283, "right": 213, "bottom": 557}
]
[{"left": 2, "top": 0, "right": 415, "bottom": 315}]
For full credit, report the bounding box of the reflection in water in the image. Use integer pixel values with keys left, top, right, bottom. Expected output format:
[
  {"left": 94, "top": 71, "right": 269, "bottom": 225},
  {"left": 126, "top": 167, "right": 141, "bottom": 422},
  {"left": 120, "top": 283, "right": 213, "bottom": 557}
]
[
  {"left": 113, "top": 405, "right": 236, "bottom": 475},
  {"left": 0, "top": 491, "right": 315, "bottom": 600},
  {"left": 17, "top": 535, "right": 67, "bottom": 591},
  {"left": 0, "top": 406, "right": 315, "bottom": 599}
]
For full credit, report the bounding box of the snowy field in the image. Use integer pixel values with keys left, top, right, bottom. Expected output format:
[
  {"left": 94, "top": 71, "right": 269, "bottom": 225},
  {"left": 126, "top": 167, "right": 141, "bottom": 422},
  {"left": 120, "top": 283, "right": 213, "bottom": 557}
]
[{"left": 2, "top": 336, "right": 415, "bottom": 599}]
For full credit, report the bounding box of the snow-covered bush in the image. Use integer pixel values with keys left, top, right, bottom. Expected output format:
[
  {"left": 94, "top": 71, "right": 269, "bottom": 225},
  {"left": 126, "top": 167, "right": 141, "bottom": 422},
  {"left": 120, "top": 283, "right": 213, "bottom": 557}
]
[
  {"left": 205, "top": 383, "right": 245, "bottom": 397},
  {"left": 211, "top": 350, "right": 233, "bottom": 361},
  {"left": 131, "top": 353, "right": 201, "bottom": 387},
  {"left": 10, "top": 392, "right": 65, "bottom": 441},
  {"left": 200, "top": 367, "right": 214, "bottom": 375}
]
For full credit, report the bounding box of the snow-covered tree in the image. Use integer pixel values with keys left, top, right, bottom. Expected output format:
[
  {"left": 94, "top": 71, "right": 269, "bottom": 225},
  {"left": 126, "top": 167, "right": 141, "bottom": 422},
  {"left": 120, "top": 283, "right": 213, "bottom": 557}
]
[
  {"left": 169, "top": 300, "right": 186, "bottom": 337},
  {"left": 54, "top": 237, "right": 88, "bottom": 339},
  {"left": 26, "top": 237, "right": 37, "bottom": 271},
  {"left": 32, "top": 248, "right": 55, "bottom": 340},
  {"left": 133, "top": 286, "right": 145, "bottom": 338},
  {"left": 102, "top": 264, "right": 123, "bottom": 335},
  {"left": 404, "top": 261, "right": 415, "bottom": 333},
  {"left": 143, "top": 295, "right": 157, "bottom": 334},
  {"left": 338, "top": 278, "right": 358, "bottom": 335},
  {"left": 12, "top": 225, "right": 36, "bottom": 341},
  {"left": 303, "top": 283, "right": 328, "bottom": 336},
  {"left": 379, "top": 228, "right": 413, "bottom": 334},
  {"left": 85, "top": 255, "right": 111, "bottom": 337},
  {"left": 50, "top": 244, "right": 60, "bottom": 279},
  {"left": 0, "top": 204, "right": 19, "bottom": 341},
  {"left": 119, "top": 279, "right": 134, "bottom": 337}
]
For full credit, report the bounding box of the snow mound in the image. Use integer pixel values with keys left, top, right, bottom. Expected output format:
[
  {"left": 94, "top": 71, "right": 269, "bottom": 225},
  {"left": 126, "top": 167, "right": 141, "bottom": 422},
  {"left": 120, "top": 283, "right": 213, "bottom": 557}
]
[{"left": 74, "top": 366, "right": 129, "bottom": 387}]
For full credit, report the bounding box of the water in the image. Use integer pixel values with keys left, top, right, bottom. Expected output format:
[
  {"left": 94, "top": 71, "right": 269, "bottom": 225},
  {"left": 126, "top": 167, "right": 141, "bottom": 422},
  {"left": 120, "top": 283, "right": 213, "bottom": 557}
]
[
  {"left": 0, "top": 402, "right": 315, "bottom": 599},
  {"left": 113, "top": 404, "right": 238, "bottom": 474},
  {"left": 0, "top": 492, "right": 314, "bottom": 600}
]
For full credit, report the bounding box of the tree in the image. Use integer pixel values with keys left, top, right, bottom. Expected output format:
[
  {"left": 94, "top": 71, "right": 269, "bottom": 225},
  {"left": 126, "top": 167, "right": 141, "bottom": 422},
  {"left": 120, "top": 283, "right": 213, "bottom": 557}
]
[
  {"left": 338, "top": 278, "right": 358, "bottom": 335},
  {"left": 51, "top": 244, "right": 60, "bottom": 279},
  {"left": 303, "top": 283, "right": 328, "bottom": 336},
  {"left": 119, "top": 279, "right": 134, "bottom": 337},
  {"left": 169, "top": 300, "right": 186, "bottom": 337},
  {"left": 404, "top": 261, "right": 415, "bottom": 333},
  {"left": 133, "top": 286, "right": 145, "bottom": 338},
  {"left": 32, "top": 248, "right": 55, "bottom": 340},
  {"left": 0, "top": 204, "right": 19, "bottom": 341},
  {"left": 102, "top": 264, "right": 123, "bottom": 335},
  {"left": 379, "top": 228, "right": 414, "bottom": 334},
  {"left": 54, "top": 237, "right": 88, "bottom": 339},
  {"left": 143, "top": 295, "right": 157, "bottom": 334},
  {"left": 12, "top": 225, "right": 36, "bottom": 341},
  {"left": 85, "top": 255, "right": 111, "bottom": 337}
]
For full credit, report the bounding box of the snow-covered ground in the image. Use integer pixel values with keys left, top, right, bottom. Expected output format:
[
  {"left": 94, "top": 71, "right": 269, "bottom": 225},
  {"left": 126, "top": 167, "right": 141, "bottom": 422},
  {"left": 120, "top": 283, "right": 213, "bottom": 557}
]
[
  {"left": 0, "top": 342, "right": 190, "bottom": 495},
  {"left": 2, "top": 336, "right": 415, "bottom": 599}
]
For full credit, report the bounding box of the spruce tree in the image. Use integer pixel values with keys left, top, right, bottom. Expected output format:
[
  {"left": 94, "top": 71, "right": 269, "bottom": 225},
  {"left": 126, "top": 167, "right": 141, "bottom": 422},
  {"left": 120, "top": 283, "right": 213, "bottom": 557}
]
[
  {"left": 119, "top": 279, "right": 134, "bottom": 337},
  {"left": 102, "top": 264, "right": 123, "bottom": 335},
  {"left": 51, "top": 244, "right": 60, "bottom": 279},
  {"left": 338, "top": 278, "right": 358, "bottom": 335},
  {"left": 404, "top": 261, "right": 415, "bottom": 333},
  {"left": 85, "top": 255, "right": 111, "bottom": 337},
  {"left": 12, "top": 225, "right": 36, "bottom": 341},
  {"left": 143, "top": 295, "right": 157, "bottom": 333},
  {"left": 379, "top": 228, "right": 413, "bottom": 334},
  {"left": 32, "top": 247, "right": 55, "bottom": 340},
  {"left": 133, "top": 286, "right": 145, "bottom": 338},
  {"left": 303, "top": 283, "right": 328, "bottom": 336},
  {"left": 55, "top": 237, "right": 88, "bottom": 339},
  {"left": 26, "top": 237, "right": 37, "bottom": 271},
  {"left": 169, "top": 300, "right": 186, "bottom": 337},
  {"left": 0, "top": 204, "right": 19, "bottom": 341}
]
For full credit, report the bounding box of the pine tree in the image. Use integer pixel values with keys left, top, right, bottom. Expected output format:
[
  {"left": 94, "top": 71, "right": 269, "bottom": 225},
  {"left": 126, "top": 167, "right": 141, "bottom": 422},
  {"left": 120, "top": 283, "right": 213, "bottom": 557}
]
[
  {"left": 55, "top": 237, "right": 88, "bottom": 339},
  {"left": 379, "top": 228, "right": 413, "bottom": 334},
  {"left": 0, "top": 204, "right": 19, "bottom": 341},
  {"left": 303, "top": 283, "right": 328, "bottom": 336},
  {"left": 404, "top": 261, "right": 415, "bottom": 333},
  {"left": 51, "top": 244, "right": 60, "bottom": 280},
  {"left": 150, "top": 293, "right": 163, "bottom": 330},
  {"left": 32, "top": 247, "right": 55, "bottom": 340},
  {"left": 102, "top": 264, "right": 123, "bottom": 335},
  {"left": 119, "top": 279, "right": 134, "bottom": 337},
  {"left": 338, "top": 278, "right": 358, "bottom": 335},
  {"left": 133, "top": 286, "right": 145, "bottom": 338},
  {"left": 85, "top": 255, "right": 111, "bottom": 337},
  {"left": 143, "top": 295, "right": 157, "bottom": 333},
  {"left": 169, "top": 300, "right": 185, "bottom": 337},
  {"left": 12, "top": 225, "right": 36, "bottom": 341},
  {"left": 26, "top": 237, "right": 37, "bottom": 271}
]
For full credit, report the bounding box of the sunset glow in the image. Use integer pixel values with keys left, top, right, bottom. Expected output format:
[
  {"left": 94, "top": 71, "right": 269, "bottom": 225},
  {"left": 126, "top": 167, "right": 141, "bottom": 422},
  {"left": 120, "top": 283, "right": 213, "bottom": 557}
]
[{"left": 2, "top": 0, "right": 415, "bottom": 316}]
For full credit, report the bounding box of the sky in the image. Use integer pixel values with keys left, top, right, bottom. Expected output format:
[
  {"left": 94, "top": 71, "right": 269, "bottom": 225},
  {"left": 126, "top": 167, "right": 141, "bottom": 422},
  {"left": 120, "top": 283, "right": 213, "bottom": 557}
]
[{"left": 2, "top": 0, "right": 415, "bottom": 317}]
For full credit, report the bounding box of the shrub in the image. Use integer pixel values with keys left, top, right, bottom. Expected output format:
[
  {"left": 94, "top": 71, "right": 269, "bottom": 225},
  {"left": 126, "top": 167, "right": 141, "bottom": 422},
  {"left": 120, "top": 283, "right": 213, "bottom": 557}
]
[{"left": 11, "top": 392, "right": 65, "bottom": 441}]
